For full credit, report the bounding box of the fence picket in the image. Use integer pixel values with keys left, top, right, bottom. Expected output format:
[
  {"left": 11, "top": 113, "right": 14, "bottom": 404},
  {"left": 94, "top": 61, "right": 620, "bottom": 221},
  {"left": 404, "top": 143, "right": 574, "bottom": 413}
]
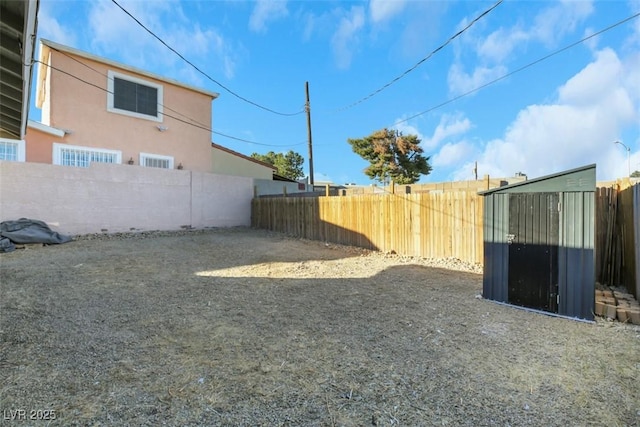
[
  {"left": 252, "top": 182, "right": 637, "bottom": 291},
  {"left": 252, "top": 192, "right": 485, "bottom": 265}
]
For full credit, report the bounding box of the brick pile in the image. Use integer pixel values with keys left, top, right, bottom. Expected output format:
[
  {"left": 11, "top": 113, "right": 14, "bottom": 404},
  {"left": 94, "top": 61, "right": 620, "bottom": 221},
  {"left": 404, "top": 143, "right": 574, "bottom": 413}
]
[{"left": 595, "top": 286, "right": 640, "bottom": 324}]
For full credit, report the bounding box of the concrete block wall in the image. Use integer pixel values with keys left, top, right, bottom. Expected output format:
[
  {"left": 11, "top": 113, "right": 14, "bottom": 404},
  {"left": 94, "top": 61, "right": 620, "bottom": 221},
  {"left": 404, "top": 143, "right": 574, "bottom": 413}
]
[{"left": 0, "top": 161, "right": 253, "bottom": 235}]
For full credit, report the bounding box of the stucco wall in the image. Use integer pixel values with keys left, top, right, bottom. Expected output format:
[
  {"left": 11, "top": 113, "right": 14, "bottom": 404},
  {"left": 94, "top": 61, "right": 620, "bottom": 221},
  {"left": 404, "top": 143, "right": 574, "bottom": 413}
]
[
  {"left": 39, "top": 48, "right": 215, "bottom": 173},
  {"left": 211, "top": 146, "right": 274, "bottom": 179},
  {"left": 24, "top": 126, "right": 56, "bottom": 163},
  {"left": 0, "top": 161, "right": 252, "bottom": 234}
]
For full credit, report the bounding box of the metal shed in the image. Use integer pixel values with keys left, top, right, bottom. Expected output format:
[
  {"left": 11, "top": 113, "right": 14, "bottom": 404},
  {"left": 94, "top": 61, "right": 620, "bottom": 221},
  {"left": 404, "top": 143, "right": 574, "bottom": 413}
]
[{"left": 479, "top": 164, "right": 596, "bottom": 320}]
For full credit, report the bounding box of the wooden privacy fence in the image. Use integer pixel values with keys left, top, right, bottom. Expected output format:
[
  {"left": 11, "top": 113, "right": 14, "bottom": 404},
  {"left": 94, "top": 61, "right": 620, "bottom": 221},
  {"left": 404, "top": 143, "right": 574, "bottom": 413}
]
[
  {"left": 253, "top": 181, "right": 638, "bottom": 294},
  {"left": 252, "top": 192, "right": 484, "bottom": 265}
]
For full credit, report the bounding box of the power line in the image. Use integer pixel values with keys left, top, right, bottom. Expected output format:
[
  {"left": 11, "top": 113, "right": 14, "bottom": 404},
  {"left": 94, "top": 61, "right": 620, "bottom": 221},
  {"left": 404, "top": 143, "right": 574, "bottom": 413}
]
[
  {"left": 332, "top": 0, "right": 504, "bottom": 112},
  {"left": 51, "top": 47, "right": 213, "bottom": 130},
  {"left": 391, "top": 11, "right": 640, "bottom": 127},
  {"left": 33, "top": 59, "right": 306, "bottom": 148},
  {"left": 110, "top": 0, "right": 305, "bottom": 117}
]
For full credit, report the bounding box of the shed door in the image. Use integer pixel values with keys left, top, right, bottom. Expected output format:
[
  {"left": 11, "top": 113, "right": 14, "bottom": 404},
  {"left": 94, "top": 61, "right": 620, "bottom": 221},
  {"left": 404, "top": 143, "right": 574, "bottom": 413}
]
[{"left": 508, "top": 193, "right": 559, "bottom": 313}]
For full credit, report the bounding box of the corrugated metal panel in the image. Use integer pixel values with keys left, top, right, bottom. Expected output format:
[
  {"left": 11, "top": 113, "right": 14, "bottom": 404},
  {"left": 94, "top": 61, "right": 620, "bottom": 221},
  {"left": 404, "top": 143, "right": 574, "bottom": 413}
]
[
  {"left": 508, "top": 193, "right": 559, "bottom": 312},
  {"left": 483, "top": 193, "right": 509, "bottom": 302},
  {"left": 558, "top": 192, "right": 595, "bottom": 320},
  {"left": 480, "top": 165, "right": 596, "bottom": 321}
]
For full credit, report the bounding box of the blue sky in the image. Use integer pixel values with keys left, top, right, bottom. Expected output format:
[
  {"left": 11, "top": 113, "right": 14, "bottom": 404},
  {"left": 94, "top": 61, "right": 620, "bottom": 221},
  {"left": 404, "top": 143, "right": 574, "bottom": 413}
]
[{"left": 33, "top": 0, "right": 640, "bottom": 184}]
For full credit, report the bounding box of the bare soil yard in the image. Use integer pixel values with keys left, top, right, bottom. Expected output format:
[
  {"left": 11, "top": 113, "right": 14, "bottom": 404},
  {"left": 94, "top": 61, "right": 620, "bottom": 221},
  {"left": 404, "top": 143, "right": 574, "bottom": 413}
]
[{"left": 1, "top": 228, "right": 639, "bottom": 426}]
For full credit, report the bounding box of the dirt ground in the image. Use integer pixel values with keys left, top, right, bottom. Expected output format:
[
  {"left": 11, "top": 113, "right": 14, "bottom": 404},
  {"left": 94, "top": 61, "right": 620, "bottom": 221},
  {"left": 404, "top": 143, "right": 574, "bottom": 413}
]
[{"left": 1, "top": 228, "right": 639, "bottom": 427}]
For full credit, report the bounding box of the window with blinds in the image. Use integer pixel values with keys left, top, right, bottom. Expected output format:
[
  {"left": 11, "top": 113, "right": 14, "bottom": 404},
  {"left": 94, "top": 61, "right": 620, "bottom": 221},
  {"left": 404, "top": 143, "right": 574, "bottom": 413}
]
[
  {"left": 107, "top": 71, "right": 163, "bottom": 122},
  {"left": 113, "top": 77, "right": 158, "bottom": 117}
]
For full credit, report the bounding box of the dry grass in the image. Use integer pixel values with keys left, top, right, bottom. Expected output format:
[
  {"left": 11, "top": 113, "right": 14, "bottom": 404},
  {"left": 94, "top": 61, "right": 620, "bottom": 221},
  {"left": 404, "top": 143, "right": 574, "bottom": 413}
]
[{"left": 1, "top": 228, "right": 639, "bottom": 426}]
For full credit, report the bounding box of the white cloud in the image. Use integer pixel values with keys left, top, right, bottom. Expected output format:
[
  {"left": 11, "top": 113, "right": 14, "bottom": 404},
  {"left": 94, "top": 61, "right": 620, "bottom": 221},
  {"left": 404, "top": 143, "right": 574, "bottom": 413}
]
[
  {"left": 88, "top": 0, "right": 153, "bottom": 62},
  {"left": 369, "top": 0, "right": 406, "bottom": 23},
  {"left": 532, "top": 0, "right": 594, "bottom": 46},
  {"left": 631, "top": 0, "right": 640, "bottom": 46},
  {"left": 331, "top": 6, "right": 366, "bottom": 69},
  {"left": 447, "top": 63, "right": 507, "bottom": 97},
  {"left": 301, "top": 11, "right": 317, "bottom": 41},
  {"left": 558, "top": 48, "right": 634, "bottom": 108},
  {"left": 432, "top": 140, "right": 477, "bottom": 169},
  {"left": 449, "top": 1, "right": 593, "bottom": 97},
  {"left": 86, "top": 0, "right": 239, "bottom": 82},
  {"left": 451, "top": 48, "right": 639, "bottom": 181},
  {"left": 477, "top": 27, "right": 529, "bottom": 63},
  {"left": 249, "top": 0, "right": 288, "bottom": 33},
  {"left": 37, "top": 2, "right": 77, "bottom": 47},
  {"left": 392, "top": 121, "right": 425, "bottom": 144},
  {"left": 422, "top": 114, "right": 473, "bottom": 149}
]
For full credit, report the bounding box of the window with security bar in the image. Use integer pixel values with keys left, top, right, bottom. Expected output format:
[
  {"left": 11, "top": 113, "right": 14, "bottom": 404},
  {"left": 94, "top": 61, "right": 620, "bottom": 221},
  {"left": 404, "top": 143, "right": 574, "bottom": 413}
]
[
  {"left": 0, "top": 139, "right": 25, "bottom": 162},
  {"left": 53, "top": 143, "right": 121, "bottom": 167},
  {"left": 0, "top": 142, "right": 18, "bottom": 161},
  {"left": 140, "top": 152, "right": 174, "bottom": 169}
]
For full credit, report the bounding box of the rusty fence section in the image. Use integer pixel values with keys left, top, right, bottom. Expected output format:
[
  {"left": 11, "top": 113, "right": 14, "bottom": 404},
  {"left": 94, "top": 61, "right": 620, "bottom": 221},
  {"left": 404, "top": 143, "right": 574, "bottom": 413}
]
[{"left": 252, "top": 192, "right": 484, "bottom": 265}]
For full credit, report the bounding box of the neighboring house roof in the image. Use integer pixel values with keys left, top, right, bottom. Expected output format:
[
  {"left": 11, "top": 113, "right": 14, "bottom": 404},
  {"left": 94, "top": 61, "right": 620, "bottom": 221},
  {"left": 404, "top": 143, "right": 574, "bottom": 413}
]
[
  {"left": 211, "top": 142, "right": 277, "bottom": 171},
  {"left": 0, "top": 0, "right": 39, "bottom": 139},
  {"left": 273, "top": 173, "right": 299, "bottom": 182},
  {"left": 36, "top": 39, "right": 220, "bottom": 107}
]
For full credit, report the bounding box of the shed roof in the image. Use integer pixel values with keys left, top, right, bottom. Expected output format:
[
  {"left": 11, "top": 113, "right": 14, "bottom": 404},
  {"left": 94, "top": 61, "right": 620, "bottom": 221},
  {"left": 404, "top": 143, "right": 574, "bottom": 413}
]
[{"left": 478, "top": 164, "right": 596, "bottom": 195}]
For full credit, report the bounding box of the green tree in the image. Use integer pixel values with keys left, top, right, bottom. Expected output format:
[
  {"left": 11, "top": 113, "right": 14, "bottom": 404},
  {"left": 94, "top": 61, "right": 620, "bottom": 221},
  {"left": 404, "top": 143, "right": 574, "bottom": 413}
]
[
  {"left": 631, "top": 170, "right": 640, "bottom": 178},
  {"left": 347, "top": 128, "right": 432, "bottom": 184},
  {"left": 250, "top": 150, "right": 305, "bottom": 180}
]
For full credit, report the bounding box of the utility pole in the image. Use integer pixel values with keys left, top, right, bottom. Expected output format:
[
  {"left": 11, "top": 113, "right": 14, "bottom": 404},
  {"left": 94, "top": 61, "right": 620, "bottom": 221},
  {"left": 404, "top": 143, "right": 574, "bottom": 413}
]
[{"left": 305, "top": 81, "right": 314, "bottom": 185}]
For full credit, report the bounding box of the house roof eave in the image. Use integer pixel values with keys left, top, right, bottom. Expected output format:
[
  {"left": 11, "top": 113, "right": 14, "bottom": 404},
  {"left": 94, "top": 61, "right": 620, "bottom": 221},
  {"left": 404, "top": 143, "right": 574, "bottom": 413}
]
[{"left": 39, "top": 39, "right": 220, "bottom": 100}]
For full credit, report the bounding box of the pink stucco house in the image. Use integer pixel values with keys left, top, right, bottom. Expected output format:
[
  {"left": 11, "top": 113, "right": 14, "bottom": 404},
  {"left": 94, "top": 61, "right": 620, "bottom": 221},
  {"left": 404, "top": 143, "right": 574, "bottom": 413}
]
[{"left": 24, "top": 39, "right": 275, "bottom": 179}]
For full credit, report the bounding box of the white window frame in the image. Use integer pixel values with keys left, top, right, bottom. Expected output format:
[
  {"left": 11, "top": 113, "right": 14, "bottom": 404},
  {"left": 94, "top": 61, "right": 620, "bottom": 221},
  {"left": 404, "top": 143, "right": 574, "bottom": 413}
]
[
  {"left": 53, "top": 143, "right": 122, "bottom": 167},
  {"left": 107, "top": 70, "right": 164, "bottom": 122},
  {"left": 0, "top": 138, "right": 26, "bottom": 162},
  {"left": 140, "top": 152, "right": 174, "bottom": 169}
]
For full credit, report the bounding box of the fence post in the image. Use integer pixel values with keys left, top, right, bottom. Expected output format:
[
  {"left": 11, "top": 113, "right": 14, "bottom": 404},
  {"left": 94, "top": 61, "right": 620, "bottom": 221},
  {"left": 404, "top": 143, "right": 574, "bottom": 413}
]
[
  {"left": 283, "top": 186, "right": 287, "bottom": 197},
  {"left": 390, "top": 180, "right": 395, "bottom": 194},
  {"left": 325, "top": 184, "right": 330, "bottom": 197},
  {"left": 253, "top": 185, "right": 258, "bottom": 198}
]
